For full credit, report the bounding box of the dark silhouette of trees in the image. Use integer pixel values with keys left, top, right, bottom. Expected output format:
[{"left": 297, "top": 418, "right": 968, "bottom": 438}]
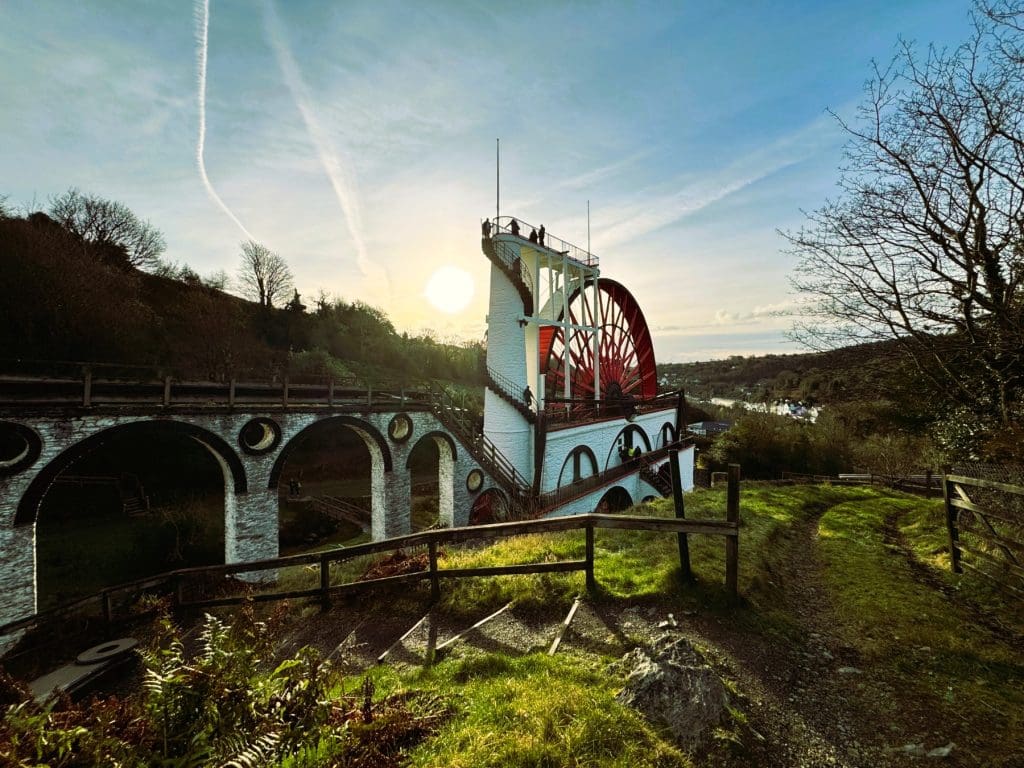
[
  {"left": 784, "top": 5, "right": 1024, "bottom": 453},
  {"left": 236, "top": 241, "right": 293, "bottom": 309},
  {"left": 48, "top": 188, "right": 166, "bottom": 271}
]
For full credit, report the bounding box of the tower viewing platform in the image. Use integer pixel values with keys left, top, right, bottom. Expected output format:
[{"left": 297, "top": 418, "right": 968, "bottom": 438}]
[{"left": 491, "top": 216, "right": 599, "bottom": 268}]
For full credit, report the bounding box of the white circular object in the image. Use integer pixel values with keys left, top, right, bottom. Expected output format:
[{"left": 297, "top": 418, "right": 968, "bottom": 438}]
[{"left": 76, "top": 637, "right": 138, "bottom": 665}]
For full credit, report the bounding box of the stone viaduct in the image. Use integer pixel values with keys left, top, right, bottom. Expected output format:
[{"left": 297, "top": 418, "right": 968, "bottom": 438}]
[{"left": 0, "top": 377, "right": 689, "bottom": 633}]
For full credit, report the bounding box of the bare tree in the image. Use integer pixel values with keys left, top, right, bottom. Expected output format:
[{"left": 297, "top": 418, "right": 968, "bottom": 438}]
[
  {"left": 783, "top": 6, "right": 1024, "bottom": 443},
  {"left": 236, "top": 240, "right": 293, "bottom": 308},
  {"left": 48, "top": 188, "right": 166, "bottom": 270}
]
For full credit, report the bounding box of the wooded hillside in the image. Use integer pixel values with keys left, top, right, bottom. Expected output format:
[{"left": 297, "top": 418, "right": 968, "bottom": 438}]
[{"left": 0, "top": 210, "right": 482, "bottom": 387}]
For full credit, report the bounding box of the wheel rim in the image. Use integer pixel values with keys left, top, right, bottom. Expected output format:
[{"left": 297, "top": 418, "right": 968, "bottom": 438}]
[{"left": 540, "top": 278, "right": 657, "bottom": 404}]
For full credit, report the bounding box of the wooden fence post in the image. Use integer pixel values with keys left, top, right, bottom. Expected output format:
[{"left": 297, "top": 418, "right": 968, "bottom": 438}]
[
  {"left": 585, "top": 524, "right": 596, "bottom": 591},
  {"left": 320, "top": 553, "right": 331, "bottom": 610},
  {"left": 428, "top": 539, "right": 440, "bottom": 601},
  {"left": 726, "top": 464, "right": 740, "bottom": 600},
  {"left": 228, "top": 378, "right": 236, "bottom": 408},
  {"left": 82, "top": 369, "right": 92, "bottom": 407},
  {"left": 668, "top": 448, "right": 693, "bottom": 582},
  {"left": 101, "top": 591, "right": 112, "bottom": 626},
  {"left": 328, "top": 380, "right": 335, "bottom": 407},
  {"left": 282, "top": 377, "right": 290, "bottom": 407},
  {"left": 162, "top": 376, "right": 172, "bottom": 406},
  {"left": 942, "top": 466, "right": 962, "bottom": 574}
]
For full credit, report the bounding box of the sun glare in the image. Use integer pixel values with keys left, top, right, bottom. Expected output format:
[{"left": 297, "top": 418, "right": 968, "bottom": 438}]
[{"left": 424, "top": 265, "right": 474, "bottom": 314}]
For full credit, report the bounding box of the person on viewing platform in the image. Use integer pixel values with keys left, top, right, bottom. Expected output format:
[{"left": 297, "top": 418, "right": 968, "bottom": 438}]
[
  {"left": 538, "top": 224, "right": 546, "bottom": 246},
  {"left": 509, "top": 218, "right": 520, "bottom": 236},
  {"left": 482, "top": 218, "right": 491, "bottom": 238},
  {"left": 529, "top": 228, "right": 538, "bottom": 243}
]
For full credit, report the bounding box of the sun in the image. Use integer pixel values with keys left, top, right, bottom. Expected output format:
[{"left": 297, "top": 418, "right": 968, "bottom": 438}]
[{"left": 424, "top": 265, "right": 475, "bottom": 314}]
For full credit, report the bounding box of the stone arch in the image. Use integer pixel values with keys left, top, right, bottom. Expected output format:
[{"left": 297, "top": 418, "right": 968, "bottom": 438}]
[
  {"left": 15, "top": 419, "right": 246, "bottom": 526},
  {"left": 595, "top": 485, "right": 633, "bottom": 514},
  {"left": 557, "top": 445, "right": 599, "bottom": 488},
  {"left": 406, "top": 431, "right": 458, "bottom": 530},
  {"left": 268, "top": 415, "right": 392, "bottom": 490},
  {"left": 604, "top": 424, "right": 653, "bottom": 470},
  {"left": 659, "top": 422, "right": 677, "bottom": 447},
  {"left": 404, "top": 431, "right": 457, "bottom": 468},
  {"left": 269, "top": 415, "right": 393, "bottom": 541}
]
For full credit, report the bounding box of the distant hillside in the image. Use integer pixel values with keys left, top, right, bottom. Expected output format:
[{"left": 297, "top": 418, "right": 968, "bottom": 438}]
[
  {"left": 658, "top": 341, "right": 908, "bottom": 405},
  {"left": 0, "top": 211, "right": 482, "bottom": 388}
]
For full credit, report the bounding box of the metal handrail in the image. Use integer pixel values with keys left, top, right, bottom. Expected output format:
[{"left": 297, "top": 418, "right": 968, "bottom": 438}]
[
  {"left": 542, "top": 392, "right": 678, "bottom": 426},
  {"left": 489, "top": 237, "right": 535, "bottom": 297},
  {"left": 427, "top": 383, "right": 530, "bottom": 494},
  {"left": 489, "top": 216, "right": 598, "bottom": 267},
  {"left": 534, "top": 441, "right": 683, "bottom": 514},
  {"left": 484, "top": 364, "right": 535, "bottom": 422}
]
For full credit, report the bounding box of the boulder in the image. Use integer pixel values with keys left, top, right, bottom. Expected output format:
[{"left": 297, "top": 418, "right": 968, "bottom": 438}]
[{"left": 615, "top": 634, "right": 728, "bottom": 749}]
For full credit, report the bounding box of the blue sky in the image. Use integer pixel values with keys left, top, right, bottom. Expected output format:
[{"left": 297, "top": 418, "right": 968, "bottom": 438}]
[{"left": 0, "top": 1, "right": 975, "bottom": 361}]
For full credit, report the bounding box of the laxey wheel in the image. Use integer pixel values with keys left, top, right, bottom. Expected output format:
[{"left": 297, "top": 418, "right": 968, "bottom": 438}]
[{"left": 538, "top": 278, "right": 657, "bottom": 408}]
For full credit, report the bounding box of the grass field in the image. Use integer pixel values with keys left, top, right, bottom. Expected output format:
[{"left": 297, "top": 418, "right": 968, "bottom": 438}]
[{"left": 14, "top": 483, "right": 1023, "bottom": 767}]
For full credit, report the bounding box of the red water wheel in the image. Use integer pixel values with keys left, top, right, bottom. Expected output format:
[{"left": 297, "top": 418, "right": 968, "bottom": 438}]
[{"left": 539, "top": 278, "right": 657, "bottom": 406}]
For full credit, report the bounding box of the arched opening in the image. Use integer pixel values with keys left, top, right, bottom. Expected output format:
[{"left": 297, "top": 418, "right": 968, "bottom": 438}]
[
  {"left": 270, "top": 416, "right": 393, "bottom": 549},
  {"left": 594, "top": 486, "right": 633, "bottom": 514},
  {"left": 605, "top": 425, "right": 653, "bottom": 469},
  {"left": 470, "top": 488, "right": 509, "bottom": 525},
  {"left": 407, "top": 432, "right": 457, "bottom": 532},
  {"left": 24, "top": 421, "right": 240, "bottom": 610},
  {"left": 659, "top": 422, "right": 677, "bottom": 448},
  {"left": 557, "top": 446, "right": 599, "bottom": 488}
]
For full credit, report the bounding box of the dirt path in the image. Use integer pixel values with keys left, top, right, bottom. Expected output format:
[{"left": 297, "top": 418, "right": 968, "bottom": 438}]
[{"left": 682, "top": 506, "right": 893, "bottom": 768}]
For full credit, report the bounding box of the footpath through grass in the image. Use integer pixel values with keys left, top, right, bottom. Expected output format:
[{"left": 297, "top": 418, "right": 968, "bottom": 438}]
[{"left": 818, "top": 494, "right": 1024, "bottom": 764}]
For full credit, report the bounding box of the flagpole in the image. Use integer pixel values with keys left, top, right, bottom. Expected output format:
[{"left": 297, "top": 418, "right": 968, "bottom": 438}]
[
  {"left": 496, "top": 138, "right": 500, "bottom": 224},
  {"left": 587, "top": 199, "right": 591, "bottom": 256}
]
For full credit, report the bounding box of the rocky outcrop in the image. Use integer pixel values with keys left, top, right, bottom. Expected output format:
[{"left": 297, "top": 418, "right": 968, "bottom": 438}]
[{"left": 615, "top": 634, "right": 728, "bottom": 749}]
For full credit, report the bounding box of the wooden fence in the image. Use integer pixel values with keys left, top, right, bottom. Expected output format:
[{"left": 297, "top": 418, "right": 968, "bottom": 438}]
[
  {"left": 943, "top": 473, "right": 1024, "bottom": 599},
  {"left": 779, "top": 470, "right": 942, "bottom": 497},
  {"left": 0, "top": 465, "right": 741, "bottom": 640}
]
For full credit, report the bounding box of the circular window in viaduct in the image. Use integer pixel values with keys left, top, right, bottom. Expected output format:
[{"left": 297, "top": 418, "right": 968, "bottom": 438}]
[
  {"left": 466, "top": 468, "right": 484, "bottom": 493},
  {"left": 388, "top": 413, "right": 413, "bottom": 443},
  {"left": 0, "top": 421, "right": 42, "bottom": 476},
  {"left": 238, "top": 417, "right": 282, "bottom": 455}
]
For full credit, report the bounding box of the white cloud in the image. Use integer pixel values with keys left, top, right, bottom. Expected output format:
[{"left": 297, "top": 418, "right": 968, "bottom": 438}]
[{"left": 592, "top": 113, "right": 839, "bottom": 249}]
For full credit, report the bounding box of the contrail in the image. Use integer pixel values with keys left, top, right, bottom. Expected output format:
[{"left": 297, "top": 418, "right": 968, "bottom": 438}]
[
  {"left": 262, "top": 0, "right": 388, "bottom": 291},
  {"left": 195, "top": 0, "right": 256, "bottom": 241}
]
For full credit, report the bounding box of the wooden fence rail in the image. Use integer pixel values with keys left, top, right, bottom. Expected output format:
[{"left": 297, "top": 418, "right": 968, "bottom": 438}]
[
  {"left": 944, "top": 472, "right": 1024, "bottom": 599},
  {"left": 0, "top": 477, "right": 742, "bottom": 639}
]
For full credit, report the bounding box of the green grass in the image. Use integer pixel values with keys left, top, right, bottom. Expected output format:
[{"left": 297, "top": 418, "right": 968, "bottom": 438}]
[
  {"left": 370, "top": 652, "right": 690, "bottom": 768},
  {"left": 897, "top": 498, "right": 1024, "bottom": 634},
  {"left": 818, "top": 494, "right": 1024, "bottom": 751},
  {"left": 435, "top": 485, "right": 872, "bottom": 618}
]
